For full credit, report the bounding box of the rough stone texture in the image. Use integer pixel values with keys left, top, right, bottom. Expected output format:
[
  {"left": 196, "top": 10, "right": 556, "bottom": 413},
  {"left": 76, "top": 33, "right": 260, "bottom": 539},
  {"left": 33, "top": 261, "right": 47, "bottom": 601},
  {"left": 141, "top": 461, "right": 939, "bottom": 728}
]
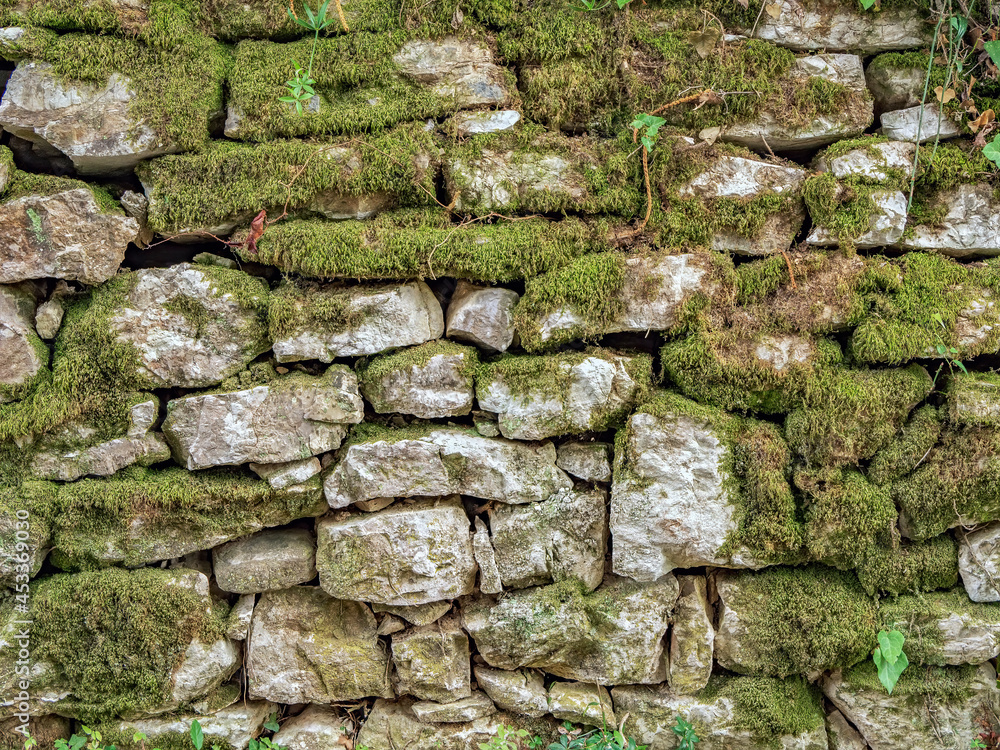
[
  {"left": 0, "top": 284, "right": 43, "bottom": 400},
  {"left": 897, "top": 184, "right": 1000, "bottom": 257},
  {"left": 0, "top": 62, "right": 182, "bottom": 175},
  {"left": 473, "top": 667, "right": 548, "bottom": 719},
  {"left": 360, "top": 347, "right": 475, "bottom": 418},
  {"left": 411, "top": 693, "right": 497, "bottom": 723},
  {"left": 547, "top": 682, "right": 615, "bottom": 728},
  {"left": 445, "top": 281, "right": 519, "bottom": 353},
  {"left": 163, "top": 367, "right": 363, "bottom": 469},
  {"left": 271, "top": 705, "right": 352, "bottom": 750},
  {"left": 324, "top": 428, "right": 572, "bottom": 508},
  {"left": 959, "top": 523, "right": 1000, "bottom": 602},
  {"left": 107, "top": 264, "right": 269, "bottom": 388},
  {"left": 489, "top": 487, "right": 607, "bottom": 592},
  {"left": 884, "top": 593, "right": 1000, "bottom": 666},
  {"left": 273, "top": 282, "right": 443, "bottom": 362},
  {"left": 393, "top": 38, "right": 509, "bottom": 108},
  {"left": 250, "top": 457, "right": 323, "bottom": 489},
  {"left": 667, "top": 575, "right": 714, "bottom": 695},
  {"left": 735, "top": 0, "right": 928, "bottom": 52},
  {"left": 373, "top": 600, "right": 453, "bottom": 627},
  {"left": 866, "top": 62, "right": 924, "bottom": 112},
  {"left": 117, "top": 703, "right": 275, "bottom": 750},
  {"left": 808, "top": 190, "right": 907, "bottom": 248},
  {"left": 446, "top": 150, "right": 586, "bottom": 213},
  {"left": 392, "top": 615, "right": 471, "bottom": 703},
  {"left": 30, "top": 397, "right": 171, "bottom": 481},
  {"left": 677, "top": 155, "right": 806, "bottom": 255},
  {"left": 462, "top": 576, "right": 678, "bottom": 684},
  {"left": 34, "top": 298, "right": 63, "bottom": 340},
  {"left": 226, "top": 594, "right": 254, "bottom": 641},
  {"left": 316, "top": 498, "right": 477, "bottom": 606},
  {"left": 881, "top": 104, "right": 963, "bottom": 143},
  {"left": 556, "top": 442, "right": 611, "bottom": 483},
  {"left": 611, "top": 411, "right": 761, "bottom": 580},
  {"left": 722, "top": 55, "right": 871, "bottom": 150},
  {"left": 477, "top": 352, "right": 650, "bottom": 440},
  {"left": 453, "top": 110, "right": 521, "bottom": 135},
  {"left": 614, "top": 680, "right": 829, "bottom": 750},
  {"left": 822, "top": 663, "right": 1000, "bottom": 750},
  {"left": 0, "top": 188, "right": 138, "bottom": 284},
  {"left": 247, "top": 586, "right": 393, "bottom": 703},
  {"left": 473, "top": 517, "right": 503, "bottom": 595},
  {"left": 212, "top": 528, "right": 317, "bottom": 594},
  {"left": 824, "top": 709, "right": 868, "bottom": 750},
  {"left": 814, "top": 140, "right": 915, "bottom": 180}
]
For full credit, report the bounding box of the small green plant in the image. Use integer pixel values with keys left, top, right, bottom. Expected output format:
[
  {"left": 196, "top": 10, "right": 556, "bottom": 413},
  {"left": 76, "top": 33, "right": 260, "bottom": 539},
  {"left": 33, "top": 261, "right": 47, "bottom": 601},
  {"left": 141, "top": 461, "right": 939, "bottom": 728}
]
[
  {"left": 630, "top": 114, "right": 666, "bottom": 152},
  {"left": 971, "top": 739, "right": 987, "bottom": 749},
  {"left": 479, "top": 725, "right": 536, "bottom": 750},
  {"left": 671, "top": 716, "right": 699, "bottom": 750},
  {"left": 983, "top": 133, "right": 1000, "bottom": 168},
  {"left": 281, "top": 0, "right": 348, "bottom": 114},
  {"left": 930, "top": 312, "right": 969, "bottom": 385},
  {"left": 858, "top": 0, "right": 876, "bottom": 9},
  {"left": 54, "top": 726, "right": 111, "bottom": 750},
  {"left": 872, "top": 629, "right": 910, "bottom": 694},
  {"left": 546, "top": 720, "right": 646, "bottom": 750},
  {"left": 569, "top": 0, "right": 631, "bottom": 11}
]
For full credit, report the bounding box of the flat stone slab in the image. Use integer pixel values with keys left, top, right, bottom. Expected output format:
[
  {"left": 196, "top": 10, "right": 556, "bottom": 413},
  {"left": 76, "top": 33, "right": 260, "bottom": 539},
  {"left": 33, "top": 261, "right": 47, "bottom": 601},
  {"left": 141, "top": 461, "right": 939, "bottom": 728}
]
[{"left": 212, "top": 528, "right": 317, "bottom": 594}]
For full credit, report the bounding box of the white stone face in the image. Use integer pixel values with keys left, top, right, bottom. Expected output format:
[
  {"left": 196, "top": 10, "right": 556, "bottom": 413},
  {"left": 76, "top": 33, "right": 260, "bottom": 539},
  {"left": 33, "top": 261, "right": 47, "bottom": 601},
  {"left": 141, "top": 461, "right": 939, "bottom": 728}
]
[
  {"left": 547, "top": 682, "right": 615, "bottom": 728},
  {"left": 393, "top": 38, "right": 509, "bottom": 107},
  {"left": 213, "top": 528, "right": 317, "bottom": 595},
  {"left": 473, "top": 666, "right": 548, "bottom": 718},
  {"left": 250, "top": 457, "right": 323, "bottom": 489},
  {"left": 825, "top": 709, "right": 867, "bottom": 750},
  {"left": 169, "top": 637, "right": 241, "bottom": 705},
  {"left": 473, "top": 517, "right": 503, "bottom": 595},
  {"left": 815, "top": 141, "right": 916, "bottom": 180},
  {"left": 392, "top": 615, "right": 471, "bottom": 703},
  {"left": 881, "top": 104, "right": 963, "bottom": 143},
  {"left": 556, "top": 442, "right": 611, "bottom": 483},
  {"left": 448, "top": 151, "right": 585, "bottom": 212},
  {"left": 118, "top": 703, "right": 276, "bottom": 750},
  {"left": 959, "top": 523, "right": 1000, "bottom": 602},
  {"left": 0, "top": 285, "right": 42, "bottom": 396},
  {"left": 667, "top": 575, "right": 714, "bottom": 695},
  {"left": 446, "top": 281, "right": 519, "bottom": 352},
  {"left": 678, "top": 156, "right": 807, "bottom": 199},
  {"left": 807, "top": 190, "right": 907, "bottom": 248},
  {"left": 898, "top": 184, "right": 1000, "bottom": 257},
  {"left": 226, "top": 594, "right": 255, "bottom": 641},
  {"left": 453, "top": 110, "right": 521, "bottom": 135},
  {"left": 361, "top": 350, "right": 474, "bottom": 419},
  {"left": 271, "top": 705, "right": 353, "bottom": 750},
  {"left": 410, "top": 693, "right": 498, "bottom": 723}
]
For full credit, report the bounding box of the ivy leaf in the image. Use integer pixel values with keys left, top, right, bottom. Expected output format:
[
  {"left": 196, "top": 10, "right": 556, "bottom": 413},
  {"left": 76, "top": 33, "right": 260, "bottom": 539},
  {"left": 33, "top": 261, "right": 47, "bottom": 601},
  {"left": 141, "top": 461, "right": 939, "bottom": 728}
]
[
  {"left": 765, "top": 2, "right": 782, "bottom": 18},
  {"left": 858, "top": 0, "right": 876, "bottom": 8},
  {"left": 688, "top": 27, "right": 721, "bottom": 59},
  {"left": 877, "top": 629, "right": 905, "bottom": 663},
  {"left": 874, "top": 646, "right": 909, "bottom": 693},
  {"left": 983, "top": 134, "right": 1000, "bottom": 167},
  {"left": 934, "top": 86, "right": 956, "bottom": 103},
  {"left": 264, "top": 714, "right": 281, "bottom": 733},
  {"left": 190, "top": 720, "right": 204, "bottom": 750},
  {"left": 951, "top": 14, "right": 969, "bottom": 38},
  {"left": 984, "top": 39, "right": 1000, "bottom": 68}
]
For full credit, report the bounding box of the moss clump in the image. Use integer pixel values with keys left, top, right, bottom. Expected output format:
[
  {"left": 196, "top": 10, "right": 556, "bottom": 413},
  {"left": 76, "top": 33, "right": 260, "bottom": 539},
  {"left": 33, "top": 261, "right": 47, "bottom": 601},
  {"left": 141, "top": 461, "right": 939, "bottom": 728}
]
[
  {"left": 3, "top": 170, "right": 122, "bottom": 214},
  {"left": 881, "top": 589, "right": 1000, "bottom": 666},
  {"left": 249, "top": 210, "right": 603, "bottom": 283},
  {"left": 948, "top": 372, "right": 1000, "bottom": 427},
  {"left": 267, "top": 279, "right": 367, "bottom": 342},
  {"left": 98, "top": 729, "right": 234, "bottom": 750},
  {"left": 25, "top": 566, "right": 228, "bottom": 721},
  {"left": 839, "top": 660, "right": 979, "bottom": 702},
  {"left": 803, "top": 172, "right": 905, "bottom": 249},
  {"left": 698, "top": 675, "right": 825, "bottom": 747},
  {"left": 137, "top": 125, "right": 438, "bottom": 235},
  {"left": 359, "top": 339, "right": 478, "bottom": 393},
  {"left": 0, "top": 0, "right": 202, "bottom": 35},
  {"left": 868, "top": 405, "right": 942, "bottom": 485},
  {"left": 719, "top": 565, "right": 878, "bottom": 677}
]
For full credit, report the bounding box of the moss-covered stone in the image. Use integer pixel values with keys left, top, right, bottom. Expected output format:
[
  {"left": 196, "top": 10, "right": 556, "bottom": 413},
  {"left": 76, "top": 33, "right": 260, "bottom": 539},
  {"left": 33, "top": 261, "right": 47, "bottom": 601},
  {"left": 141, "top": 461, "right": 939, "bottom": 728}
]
[
  {"left": 854, "top": 535, "right": 958, "bottom": 596},
  {"left": 948, "top": 372, "right": 1000, "bottom": 427},
  {"left": 868, "top": 404, "right": 942, "bottom": 485}
]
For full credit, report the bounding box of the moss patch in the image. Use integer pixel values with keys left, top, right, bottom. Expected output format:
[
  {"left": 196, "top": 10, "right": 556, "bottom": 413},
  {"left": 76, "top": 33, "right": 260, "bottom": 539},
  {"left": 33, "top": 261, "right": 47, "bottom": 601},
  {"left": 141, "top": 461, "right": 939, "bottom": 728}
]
[
  {"left": 359, "top": 339, "right": 477, "bottom": 392},
  {"left": 855, "top": 535, "right": 958, "bottom": 597},
  {"left": 869, "top": 404, "right": 942, "bottom": 485},
  {"left": 699, "top": 675, "right": 825, "bottom": 748},
  {"left": 3, "top": 170, "right": 122, "bottom": 214},
  {"left": 839, "top": 660, "right": 979, "bottom": 702},
  {"left": 948, "top": 372, "right": 1000, "bottom": 427}
]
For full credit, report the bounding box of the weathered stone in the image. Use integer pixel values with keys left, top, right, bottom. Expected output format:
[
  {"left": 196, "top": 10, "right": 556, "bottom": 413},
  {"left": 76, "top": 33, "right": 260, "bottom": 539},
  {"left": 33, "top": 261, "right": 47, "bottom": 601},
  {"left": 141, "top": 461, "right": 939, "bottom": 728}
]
[
  {"left": 824, "top": 709, "right": 867, "bottom": 750},
  {"left": 462, "top": 576, "right": 678, "bottom": 684},
  {"left": 0, "top": 146, "right": 11, "bottom": 195},
  {"left": 225, "top": 594, "right": 254, "bottom": 641},
  {"left": 822, "top": 662, "right": 1000, "bottom": 750},
  {"left": 355, "top": 497, "right": 396, "bottom": 513},
  {"left": 866, "top": 58, "right": 924, "bottom": 112},
  {"left": 807, "top": 190, "right": 907, "bottom": 248},
  {"left": 474, "top": 667, "right": 548, "bottom": 718},
  {"left": 0, "top": 496, "right": 50, "bottom": 588},
  {"left": 250, "top": 457, "right": 323, "bottom": 490},
  {"left": 0, "top": 284, "right": 43, "bottom": 401},
  {"left": 556, "top": 442, "right": 611, "bottom": 483},
  {"left": 547, "top": 682, "right": 615, "bottom": 728},
  {"left": 667, "top": 575, "right": 714, "bottom": 695},
  {"left": 722, "top": 55, "right": 871, "bottom": 150},
  {"left": 272, "top": 705, "right": 352, "bottom": 750},
  {"left": 324, "top": 427, "right": 572, "bottom": 508},
  {"left": 372, "top": 600, "right": 453, "bottom": 627},
  {"left": 107, "top": 264, "right": 269, "bottom": 388},
  {"left": 0, "top": 714, "right": 70, "bottom": 750},
  {"left": 446, "top": 149, "right": 588, "bottom": 213},
  {"left": 882, "top": 590, "right": 1000, "bottom": 666},
  {"left": 272, "top": 281, "right": 443, "bottom": 362},
  {"left": 163, "top": 367, "right": 362, "bottom": 470},
  {"left": 316, "top": 498, "right": 477, "bottom": 606},
  {"left": 0, "top": 62, "right": 182, "bottom": 175},
  {"left": 489, "top": 487, "right": 607, "bottom": 592},
  {"left": 0, "top": 188, "right": 137, "bottom": 284},
  {"left": 881, "top": 104, "right": 963, "bottom": 143},
  {"left": 33, "top": 298, "right": 62, "bottom": 340},
  {"left": 453, "top": 110, "right": 521, "bottom": 135},
  {"left": 615, "top": 677, "right": 829, "bottom": 750},
  {"left": 359, "top": 342, "right": 475, "bottom": 419},
  {"left": 213, "top": 528, "right": 316, "bottom": 594},
  {"left": 393, "top": 38, "right": 509, "bottom": 108},
  {"left": 473, "top": 517, "right": 503, "bottom": 595},
  {"left": 477, "top": 351, "right": 652, "bottom": 440},
  {"left": 959, "top": 523, "right": 1000, "bottom": 602},
  {"left": 446, "top": 281, "right": 519, "bottom": 353},
  {"left": 735, "top": 0, "right": 927, "bottom": 52},
  {"left": 30, "top": 397, "right": 171, "bottom": 481},
  {"left": 378, "top": 614, "right": 407, "bottom": 636},
  {"left": 677, "top": 155, "right": 807, "bottom": 255},
  {"left": 116, "top": 703, "right": 275, "bottom": 750},
  {"left": 898, "top": 184, "right": 1000, "bottom": 257},
  {"left": 814, "top": 140, "right": 915, "bottom": 180},
  {"left": 411, "top": 693, "right": 497, "bottom": 723},
  {"left": 392, "top": 615, "right": 471, "bottom": 703},
  {"left": 247, "top": 586, "right": 393, "bottom": 703}
]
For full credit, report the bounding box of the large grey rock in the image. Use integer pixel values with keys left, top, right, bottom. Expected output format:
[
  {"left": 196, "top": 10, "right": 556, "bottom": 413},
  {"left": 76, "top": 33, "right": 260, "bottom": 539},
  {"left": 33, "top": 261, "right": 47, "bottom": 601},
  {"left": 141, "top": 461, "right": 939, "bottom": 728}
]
[
  {"left": 324, "top": 427, "right": 572, "bottom": 508},
  {"left": 814, "top": 140, "right": 915, "bottom": 180},
  {"left": 547, "top": 682, "right": 615, "bottom": 728},
  {"left": 411, "top": 693, "right": 496, "bottom": 723},
  {"left": 822, "top": 663, "right": 1000, "bottom": 750},
  {"left": 212, "top": 528, "right": 317, "bottom": 594},
  {"left": 446, "top": 281, "right": 519, "bottom": 352},
  {"left": 677, "top": 155, "right": 806, "bottom": 255},
  {"left": 393, "top": 38, "right": 509, "bottom": 108},
  {"left": 359, "top": 342, "right": 475, "bottom": 419},
  {"left": 116, "top": 702, "right": 275, "bottom": 750},
  {"left": 107, "top": 264, "right": 269, "bottom": 388},
  {"left": 898, "top": 184, "right": 1000, "bottom": 257},
  {"left": 247, "top": 586, "right": 393, "bottom": 703},
  {"left": 473, "top": 666, "right": 548, "bottom": 718},
  {"left": 667, "top": 575, "right": 714, "bottom": 695},
  {"left": 556, "top": 441, "right": 611, "bottom": 483},
  {"left": 462, "top": 576, "right": 678, "bottom": 684},
  {"left": 272, "top": 281, "right": 443, "bottom": 362},
  {"left": 722, "top": 55, "right": 871, "bottom": 150},
  {"left": 477, "top": 351, "right": 651, "bottom": 440},
  {"left": 0, "top": 284, "right": 44, "bottom": 401},
  {"left": 0, "top": 188, "right": 137, "bottom": 284},
  {"left": 34, "top": 298, "right": 63, "bottom": 340},
  {"left": 271, "top": 705, "right": 352, "bottom": 750},
  {"left": 163, "top": 367, "right": 362, "bottom": 469},
  {"left": 959, "top": 523, "right": 1000, "bottom": 602},
  {"left": 392, "top": 615, "right": 471, "bottom": 703},
  {"left": 489, "top": 487, "right": 607, "bottom": 592},
  {"left": 316, "top": 498, "right": 477, "bottom": 606},
  {"left": 881, "top": 104, "right": 963, "bottom": 143},
  {"left": 447, "top": 151, "right": 585, "bottom": 213},
  {"left": 30, "top": 397, "right": 171, "bottom": 480},
  {"left": 807, "top": 190, "right": 907, "bottom": 248},
  {"left": 0, "top": 62, "right": 182, "bottom": 175}
]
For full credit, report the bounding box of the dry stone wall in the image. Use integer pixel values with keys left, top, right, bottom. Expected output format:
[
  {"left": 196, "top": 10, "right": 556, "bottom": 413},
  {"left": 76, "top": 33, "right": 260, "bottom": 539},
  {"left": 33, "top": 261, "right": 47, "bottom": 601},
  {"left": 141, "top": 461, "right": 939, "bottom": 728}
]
[{"left": 2, "top": 0, "right": 1000, "bottom": 748}]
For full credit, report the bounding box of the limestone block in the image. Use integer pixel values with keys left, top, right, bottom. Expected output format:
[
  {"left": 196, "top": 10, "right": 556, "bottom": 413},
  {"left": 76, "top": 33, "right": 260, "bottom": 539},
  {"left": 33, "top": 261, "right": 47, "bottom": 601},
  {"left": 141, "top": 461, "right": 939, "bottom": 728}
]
[
  {"left": 359, "top": 341, "right": 475, "bottom": 418},
  {"left": 453, "top": 110, "right": 521, "bottom": 135},
  {"left": 271, "top": 705, "right": 352, "bottom": 750},
  {"left": 881, "top": 104, "right": 962, "bottom": 143},
  {"left": 898, "top": 184, "right": 1000, "bottom": 257},
  {"left": 225, "top": 595, "right": 254, "bottom": 641},
  {"left": 0, "top": 284, "right": 44, "bottom": 401},
  {"left": 866, "top": 58, "right": 924, "bottom": 112},
  {"left": 445, "top": 281, "right": 519, "bottom": 352},
  {"left": 372, "top": 600, "right": 453, "bottom": 627},
  {"left": 667, "top": 575, "right": 714, "bottom": 695},
  {"left": 212, "top": 528, "right": 317, "bottom": 594},
  {"left": 556, "top": 442, "right": 611, "bottom": 483},
  {"left": 825, "top": 709, "right": 868, "bottom": 750},
  {"left": 807, "top": 190, "right": 907, "bottom": 248},
  {"left": 116, "top": 703, "right": 275, "bottom": 750},
  {"left": 547, "top": 682, "right": 615, "bottom": 728},
  {"left": 473, "top": 667, "right": 548, "bottom": 718},
  {"left": 250, "top": 458, "right": 323, "bottom": 490},
  {"left": 959, "top": 523, "right": 1000, "bottom": 602},
  {"left": 34, "top": 298, "right": 63, "bottom": 340},
  {"left": 814, "top": 140, "right": 915, "bottom": 180},
  {"left": 473, "top": 517, "right": 503, "bottom": 595},
  {"left": 393, "top": 38, "right": 509, "bottom": 108},
  {"left": 392, "top": 615, "right": 471, "bottom": 703},
  {"left": 411, "top": 693, "right": 497, "bottom": 723}
]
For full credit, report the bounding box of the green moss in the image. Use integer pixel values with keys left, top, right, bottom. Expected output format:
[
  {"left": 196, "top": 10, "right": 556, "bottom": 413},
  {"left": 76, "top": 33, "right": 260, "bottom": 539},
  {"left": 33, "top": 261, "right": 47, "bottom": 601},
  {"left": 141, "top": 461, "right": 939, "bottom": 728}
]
[
  {"left": 718, "top": 565, "right": 878, "bottom": 677},
  {"left": 803, "top": 171, "right": 905, "bottom": 249},
  {"left": 267, "top": 279, "right": 366, "bottom": 342},
  {"left": 99, "top": 729, "right": 234, "bottom": 750},
  {"left": 3, "top": 170, "right": 122, "bottom": 214},
  {"left": 0, "top": 0, "right": 205, "bottom": 36},
  {"left": 839, "top": 660, "right": 979, "bottom": 702},
  {"left": 0, "top": 25, "right": 58, "bottom": 60},
  {"left": 948, "top": 372, "right": 1000, "bottom": 427},
  {"left": 359, "top": 339, "right": 478, "bottom": 397},
  {"left": 249, "top": 210, "right": 604, "bottom": 283},
  {"left": 869, "top": 405, "right": 941, "bottom": 485},
  {"left": 855, "top": 535, "right": 959, "bottom": 597},
  {"left": 0, "top": 147, "right": 13, "bottom": 196},
  {"left": 881, "top": 589, "right": 1000, "bottom": 666}
]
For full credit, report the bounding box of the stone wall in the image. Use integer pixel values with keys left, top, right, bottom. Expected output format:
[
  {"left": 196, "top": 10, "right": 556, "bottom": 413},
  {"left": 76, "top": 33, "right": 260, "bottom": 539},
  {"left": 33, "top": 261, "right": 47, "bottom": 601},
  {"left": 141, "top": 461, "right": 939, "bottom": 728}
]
[{"left": 1, "top": 0, "right": 1000, "bottom": 748}]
